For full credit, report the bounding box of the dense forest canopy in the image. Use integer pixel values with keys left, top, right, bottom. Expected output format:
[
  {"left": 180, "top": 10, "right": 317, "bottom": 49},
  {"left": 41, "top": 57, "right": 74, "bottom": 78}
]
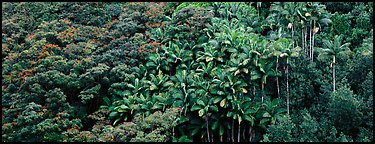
[{"left": 2, "top": 2, "right": 373, "bottom": 142}]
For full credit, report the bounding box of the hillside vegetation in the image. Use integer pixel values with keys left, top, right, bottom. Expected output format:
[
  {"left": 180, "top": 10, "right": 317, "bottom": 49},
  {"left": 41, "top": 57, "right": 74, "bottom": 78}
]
[{"left": 2, "top": 2, "right": 373, "bottom": 142}]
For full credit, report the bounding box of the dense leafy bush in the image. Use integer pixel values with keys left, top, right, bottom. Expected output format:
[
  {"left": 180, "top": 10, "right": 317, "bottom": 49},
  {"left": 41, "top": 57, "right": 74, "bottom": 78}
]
[{"left": 60, "top": 108, "right": 181, "bottom": 142}]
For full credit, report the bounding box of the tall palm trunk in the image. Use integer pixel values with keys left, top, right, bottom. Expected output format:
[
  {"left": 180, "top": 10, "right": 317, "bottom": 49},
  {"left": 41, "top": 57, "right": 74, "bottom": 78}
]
[
  {"left": 238, "top": 121, "right": 240, "bottom": 142},
  {"left": 304, "top": 27, "right": 308, "bottom": 57},
  {"left": 242, "top": 125, "right": 246, "bottom": 141},
  {"left": 276, "top": 57, "right": 280, "bottom": 99},
  {"left": 302, "top": 28, "right": 305, "bottom": 56},
  {"left": 261, "top": 82, "right": 265, "bottom": 103},
  {"left": 312, "top": 33, "right": 315, "bottom": 61},
  {"left": 248, "top": 125, "right": 253, "bottom": 142},
  {"left": 257, "top": 2, "right": 261, "bottom": 17},
  {"left": 231, "top": 119, "right": 234, "bottom": 142},
  {"left": 312, "top": 20, "right": 315, "bottom": 62},
  {"left": 309, "top": 20, "right": 312, "bottom": 60},
  {"left": 292, "top": 24, "right": 295, "bottom": 48},
  {"left": 206, "top": 115, "right": 210, "bottom": 142},
  {"left": 286, "top": 58, "right": 290, "bottom": 115},
  {"left": 227, "top": 122, "right": 230, "bottom": 142},
  {"left": 333, "top": 56, "right": 336, "bottom": 92},
  {"left": 253, "top": 86, "right": 256, "bottom": 96}
]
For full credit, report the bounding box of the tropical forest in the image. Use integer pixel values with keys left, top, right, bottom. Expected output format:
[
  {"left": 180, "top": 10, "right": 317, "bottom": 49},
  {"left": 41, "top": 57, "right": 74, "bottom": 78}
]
[{"left": 1, "top": 2, "right": 373, "bottom": 142}]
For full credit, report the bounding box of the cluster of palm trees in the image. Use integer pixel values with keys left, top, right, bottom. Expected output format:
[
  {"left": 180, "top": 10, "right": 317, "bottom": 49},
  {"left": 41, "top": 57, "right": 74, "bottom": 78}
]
[
  {"left": 103, "top": 2, "right": 351, "bottom": 142},
  {"left": 267, "top": 2, "right": 351, "bottom": 93}
]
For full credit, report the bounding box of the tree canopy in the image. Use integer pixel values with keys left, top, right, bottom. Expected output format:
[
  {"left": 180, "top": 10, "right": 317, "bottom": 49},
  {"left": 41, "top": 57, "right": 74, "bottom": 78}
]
[{"left": 2, "top": 2, "right": 373, "bottom": 142}]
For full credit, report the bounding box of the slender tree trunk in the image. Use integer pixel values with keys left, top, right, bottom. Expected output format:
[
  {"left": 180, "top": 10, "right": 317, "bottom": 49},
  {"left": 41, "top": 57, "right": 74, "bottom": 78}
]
[
  {"left": 232, "top": 119, "right": 234, "bottom": 142},
  {"left": 248, "top": 125, "right": 253, "bottom": 142},
  {"left": 261, "top": 82, "right": 264, "bottom": 103},
  {"left": 333, "top": 56, "right": 336, "bottom": 92},
  {"left": 312, "top": 33, "right": 315, "bottom": 62},
  {"left": 276, "top": 57, "right": 280, "bottom": 99},
  {"left": 227, "top": 123, "right": 230, "bottom": 142},
  {"left": 292, "top": 24, "right": 295, "bottom": 48},
  {"left": 253, "top": 86, "right": 256, "bottom": 96},
  {"left": 238, "top": 121, "right": 240, "bottom": 142},
  {"left": 309, "top": 20, "right": 312, "bottom": 60},
  {"left": 302, "top": 28, "right": 305, "bottom": 56},
  {"left": 242, "top": 124, "right": 246, "bottom": 141},
  {"left": 286, "top": 58, "right": 290, "bottom": 115},
  {"left": 248, "top": 126, "right": 251, "bottom": 142},
  {"left": 220, "top": 135, "right": 223, "bottom": 142},
  {"left": 312, "top": 20, "right": 315, "bottom": 62},
  {"left": 257, "top": 2, "right": 261, "bottom": 17},
  {"left": 305, "top": 27, "right": 308, "bottom": 57},
  {"left": 206, "top": 115, "right": 210, "bottom": 142}
]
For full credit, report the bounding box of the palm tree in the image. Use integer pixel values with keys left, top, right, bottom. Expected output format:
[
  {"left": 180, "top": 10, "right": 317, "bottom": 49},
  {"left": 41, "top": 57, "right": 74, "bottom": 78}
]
[
  {"left": 276, "top": 38, "right": 301, "bottom": 115},
  {"left": 247, "top": 38, "right": 272, "bottom": 103},
  {"left": 317, "top": 35, "right": 351, "bottom": 92},
  {"left": 309, "top": 2, "right": 332, "bottom": 62},
  {"left": 295, "top": 2, "right": 331, "bottom": 61}
]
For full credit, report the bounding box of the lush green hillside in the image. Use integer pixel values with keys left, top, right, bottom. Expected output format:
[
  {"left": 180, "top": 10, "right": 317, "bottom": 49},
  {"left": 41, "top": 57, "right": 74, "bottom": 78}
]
[{"left": 2, "top": 2, "right": 373, "bottom": 142}]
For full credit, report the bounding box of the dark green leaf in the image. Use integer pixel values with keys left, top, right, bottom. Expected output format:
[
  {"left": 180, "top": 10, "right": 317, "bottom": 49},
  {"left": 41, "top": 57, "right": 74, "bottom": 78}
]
[
  {"left": 191, "top": 128, "right": 200, "bottom": 137},
  {"left": 103, "top": 97, "right": 111, "bottom": 106},
  {"left": 109, "top": 111, "right": 119, "bottom": 118},
  {"left": 210, "top": 105, "right": 218, "bottom": 112},
  {"left": 197, "top": 99, "right": 205, "bottom": 106},
  {"left": 212, "top": 121, "right": 220, "bottom": 130},
  {"left": 191, "top": 104, "right": 202, "bottom": 111},
  {"left": 213, "top": 97, "right": 223, "bottom": 104},
  {"left": 219, "top": 125, "right": 225, "bottom": 135}
]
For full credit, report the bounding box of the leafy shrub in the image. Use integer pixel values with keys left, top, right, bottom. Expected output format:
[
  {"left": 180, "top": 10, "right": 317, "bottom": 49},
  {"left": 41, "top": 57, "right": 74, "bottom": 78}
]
[
  {"left": 62, "top": 108, "right": 181, "bottom": 142},
  {"left": 261, "top": 115, "right": 295, "bottom": 142}
]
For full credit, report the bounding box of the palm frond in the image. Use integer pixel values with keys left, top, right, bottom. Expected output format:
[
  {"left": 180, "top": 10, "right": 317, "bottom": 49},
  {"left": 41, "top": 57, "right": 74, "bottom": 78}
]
[
  {"left": 316, "top": 47, "right": 333, "bottom": 54},
  {"left": 339, "top": 42, "right": 350, "bottom": 50},
  {"left": 322, "top": 39, "right": 332, "bottom": 49},
  {"left": 317, "top": 53, "right": 332, "bottom": 61}
]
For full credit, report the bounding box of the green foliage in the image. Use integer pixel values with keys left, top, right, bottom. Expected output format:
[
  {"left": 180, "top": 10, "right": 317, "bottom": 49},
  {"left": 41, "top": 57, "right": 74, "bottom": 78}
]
[
  {"left": 295, "top": 110, "right": 321, "bottom": 142},
  {"left": 174, "top": 2, "right": 211, "bottom": 14},
  {"left": 325, "top": 2, "right": 355, "bottom": 14},
  {"left": 79, "top": 84, "right": 101, "bottom": 104},
  {"left": 262, "top": 108, "right": 357, "bottom": 142},
  {"left": 329, "top": 13, "right": 352, "bottom": 39},
  {"left": 326, "top": 80, "right": 363, "bottom": 134},
  {"left": 347, "top": 32, "right": 373, "bottom": 94},
  {"left": 356, "top": 127, "right": 373, "bottom": 142},
  {"left": 172, "top": 135, "right": 193, "bottom": 142},
  {"left": 2, "top": 2, "right": 372, "bottom": 142},
  {"left": 261, "top": 115, "right": 295, "bottom": 142},
  {"left": 61, "top": 108, "right": 181, "bottom": 142}
]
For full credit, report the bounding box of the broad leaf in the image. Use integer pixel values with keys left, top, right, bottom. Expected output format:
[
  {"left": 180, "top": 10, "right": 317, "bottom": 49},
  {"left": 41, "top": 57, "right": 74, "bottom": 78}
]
[
  {"left": 213, "top": 96, "right": 223, "bottom": 104},
  {"left": 262, "top": 112, "right": 272, "bottom": 118},
  {"left": 198, "top": 109, "right": 205, "bottom": 117},
  {"left": 109, "top": 111, "right": 119, "bottom": 118},
  {"left": 219, "top": 125, "right": 225, "bottom": 135},
  {"left": 220, "top": 99, "right": 226, "bottom": 107},
  {"left": 212, "top": 121, "right": 220, "bottom": 130},
  {"left": 191, "top": 128, "right": 200, "bottom": 137},
  {"left": 243, "top": 115, "right": 254, "bottom": 126},
  {"left": 191, "top": 104, "right": 203, "bottom": 111},
  {"left": 210, "top": 105, "right": 219, "bottom": 112},
  {"left": 103, "top": 97, "right": 111, "bottom": 106},
  {"left": 197, "top": 99, "right": 205, "bottom": 106}
]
